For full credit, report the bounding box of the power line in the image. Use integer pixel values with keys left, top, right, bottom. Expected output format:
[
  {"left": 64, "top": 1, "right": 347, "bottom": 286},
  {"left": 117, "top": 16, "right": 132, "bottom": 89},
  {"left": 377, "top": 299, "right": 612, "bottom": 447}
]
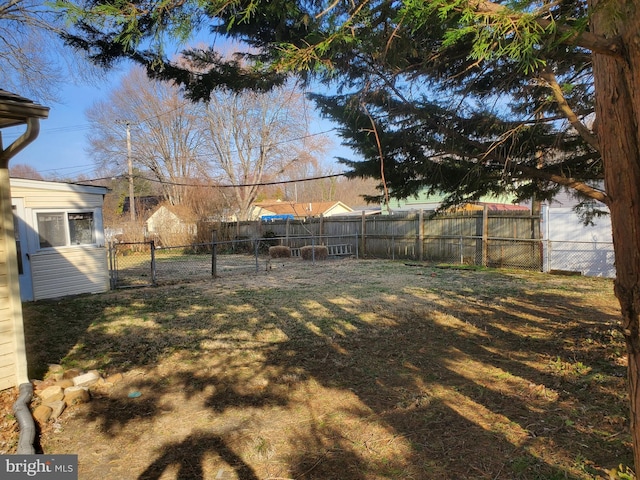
[
  {"left": 37, "top": 163, "right": 97, "bottom": 173},
  {"left": 83, "top": 172, "right": 348, "bottom": 188},
  {"left": 133, "top": 172, "right": 346, "bottom": 188}
]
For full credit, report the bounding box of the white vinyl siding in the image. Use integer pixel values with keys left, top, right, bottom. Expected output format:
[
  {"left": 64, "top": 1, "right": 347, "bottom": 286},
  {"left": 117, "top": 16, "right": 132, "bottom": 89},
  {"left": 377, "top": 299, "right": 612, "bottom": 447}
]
[
  {"left": 30, "top": 247, "right": 109, "bottom": 300},
  {"left": 0, "top": 228, "right": 17, "bottom": 390},
  {"left": 10, "top": 182, "right": 105, "bottom": 211},
  {"left": 542, "top": 204, "right": 615, "bottom": 278},
  {"left": 10, "top": 178, "right": 109, "bottom": 303},
  {"left": 0, "top": 314, "right": 16, "bottom": 390},
  {"left": 3, "top": 178, "right": 108, "bottom": 391}
]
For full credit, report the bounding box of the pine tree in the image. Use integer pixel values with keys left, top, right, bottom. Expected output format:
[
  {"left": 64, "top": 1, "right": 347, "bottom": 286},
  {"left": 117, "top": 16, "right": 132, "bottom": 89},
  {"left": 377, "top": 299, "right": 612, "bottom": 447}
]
[{"left": 58, "top": 0, "right": 640, "bottom": 472}]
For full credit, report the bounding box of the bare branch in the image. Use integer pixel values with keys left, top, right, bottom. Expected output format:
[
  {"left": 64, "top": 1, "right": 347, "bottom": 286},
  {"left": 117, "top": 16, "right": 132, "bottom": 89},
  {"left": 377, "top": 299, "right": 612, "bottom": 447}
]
[{"left": 540, "top": 68, "right": 600, "bottom": 151}]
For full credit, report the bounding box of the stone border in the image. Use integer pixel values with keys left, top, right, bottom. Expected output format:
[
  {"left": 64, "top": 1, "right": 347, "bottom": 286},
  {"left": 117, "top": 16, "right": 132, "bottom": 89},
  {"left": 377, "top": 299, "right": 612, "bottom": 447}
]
[{"left": 31, "top": 365, "right": 124, "bottom": 425}]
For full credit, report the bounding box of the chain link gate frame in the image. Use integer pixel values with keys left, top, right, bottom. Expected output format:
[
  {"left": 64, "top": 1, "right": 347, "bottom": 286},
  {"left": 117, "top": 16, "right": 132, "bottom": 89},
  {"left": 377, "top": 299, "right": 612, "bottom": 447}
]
[{"left": 109, "top": 241, "right": 156, "bottom": 289}]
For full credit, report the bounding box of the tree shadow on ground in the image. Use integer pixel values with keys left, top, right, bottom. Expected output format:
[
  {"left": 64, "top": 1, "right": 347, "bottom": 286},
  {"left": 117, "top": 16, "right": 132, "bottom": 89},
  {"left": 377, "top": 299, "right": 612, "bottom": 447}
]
[{"left": 23, "top": 263, "right": 630, "bottom": 479}]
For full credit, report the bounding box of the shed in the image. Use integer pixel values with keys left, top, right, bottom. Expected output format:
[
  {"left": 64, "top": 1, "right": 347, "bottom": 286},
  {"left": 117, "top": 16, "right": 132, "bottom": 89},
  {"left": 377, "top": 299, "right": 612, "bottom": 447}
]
[{"left": 10, "top": 178, "right": 110, "bottom": 301}]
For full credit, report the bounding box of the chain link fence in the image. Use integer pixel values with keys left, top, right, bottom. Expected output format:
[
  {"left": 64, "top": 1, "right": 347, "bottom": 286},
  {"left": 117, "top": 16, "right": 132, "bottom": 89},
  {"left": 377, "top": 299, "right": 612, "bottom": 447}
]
[
  {"left": 544, "top": 240, "right": 615, "bottom": 277},
  {"left": 108, "top": 207, "right": 616, "bottom": 288},
  {"left": 108, "top": 242, "right": 156, "bottom": 288},
  {"left": 109, "top": 236, "right": 347, "bottom": 288},
  {"left": 109, "top": 233, "right": 564, "bottom": 289}
]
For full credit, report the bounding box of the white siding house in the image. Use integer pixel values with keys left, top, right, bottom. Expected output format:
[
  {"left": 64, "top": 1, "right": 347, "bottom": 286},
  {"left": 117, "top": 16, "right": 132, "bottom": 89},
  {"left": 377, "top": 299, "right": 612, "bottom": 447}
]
[
  {"left": 10, "top": 178, "right": 110, "bottom": 301},
  {"left": 1, "top": 90, "right": 50, "bottom": 391},
  {"left": 145, "top": 204, "right": 196, "bottom": 236}
]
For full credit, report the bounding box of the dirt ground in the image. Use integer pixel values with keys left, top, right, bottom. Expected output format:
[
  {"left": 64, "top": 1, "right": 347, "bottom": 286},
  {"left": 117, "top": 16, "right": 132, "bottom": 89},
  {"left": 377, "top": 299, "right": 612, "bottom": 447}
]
[
  {"left": 6, "top": 259, "right": 633, "bottom": 479},
  {"left": 0, "top": 387, "right": 20, "bottom": 454}
]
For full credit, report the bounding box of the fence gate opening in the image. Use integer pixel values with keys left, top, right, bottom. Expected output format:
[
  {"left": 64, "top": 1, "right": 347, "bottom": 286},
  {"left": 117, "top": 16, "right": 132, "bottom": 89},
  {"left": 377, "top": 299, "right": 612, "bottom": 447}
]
[{"left": 109, "top": 241, "right": 156, "bottom": 289}]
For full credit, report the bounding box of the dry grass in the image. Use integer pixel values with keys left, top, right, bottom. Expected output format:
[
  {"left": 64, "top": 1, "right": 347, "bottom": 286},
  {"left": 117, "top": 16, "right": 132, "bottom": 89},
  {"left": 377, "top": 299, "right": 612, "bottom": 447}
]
[
  {"left": 15, "top": 260, "right": 633, "bottom": 479},
  {"left": 269, "top": 246, "right": 292, "bottom": 258}
]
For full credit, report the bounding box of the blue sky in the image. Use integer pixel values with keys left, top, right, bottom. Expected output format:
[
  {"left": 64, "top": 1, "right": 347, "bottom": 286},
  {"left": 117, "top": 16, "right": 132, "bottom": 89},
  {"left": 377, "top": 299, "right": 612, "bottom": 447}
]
[
  {"left": 4, "top": 67, "right": 354, "bottom": 182},
  {"left": 4, "top": 80, "right": 115, "bottom": 179}
]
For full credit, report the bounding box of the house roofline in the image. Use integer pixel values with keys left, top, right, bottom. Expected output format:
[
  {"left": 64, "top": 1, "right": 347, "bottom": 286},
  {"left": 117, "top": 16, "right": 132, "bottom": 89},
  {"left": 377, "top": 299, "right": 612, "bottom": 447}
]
[{"left": 10, "top": 177, "right": 109, "bottom": 195}]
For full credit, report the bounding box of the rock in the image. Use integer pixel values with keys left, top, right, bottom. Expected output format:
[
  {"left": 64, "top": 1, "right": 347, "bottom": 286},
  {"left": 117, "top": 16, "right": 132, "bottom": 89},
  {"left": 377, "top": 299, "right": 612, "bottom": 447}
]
[
  {"left": 52, "top": 379, "right": 74, "bottom": 389},
  {"left": 73, "top": 371, "right": 101, "bottom": 387},
  {"left": 63, "top": 368, "right": 83, "bottom": 380},
  {"left": 64, "top": 386, "right": 90, "bottom": 406},
  {"left": 39, "top": 385, "right": 64, "bottom": 403},
  {"left": 33, "top": 379, "right": 55, "bottom": 393},
  {"left": 33, "top": 405, "right": 52, "bottom": 424},
  {"left": 48, "top": 364, "right": 64, "bottom": 373},
  {"left": 46, "top": 365, "right": 65, "bottom": 381},
  {"left": 105, "top": 373, "right": 124, "bottom": 384},
  {"left": 46, "top": 400, "right": 66, "bottom": 420},
  {"left": 88, "top": 378, "right": 111, "bottom": 395}
]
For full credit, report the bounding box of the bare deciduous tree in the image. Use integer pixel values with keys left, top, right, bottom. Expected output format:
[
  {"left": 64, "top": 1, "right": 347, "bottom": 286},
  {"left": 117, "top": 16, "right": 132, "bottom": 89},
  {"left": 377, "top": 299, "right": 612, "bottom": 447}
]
[
  {"left": 0, "top": 0, "right": 99, "bottom": 102},
  {"left": 89, "top": 68, "right": 331, "bottom": 221},
  {"left": 86, "top": 67, "right": 207, "bottom": 206},
  {"left": 8, "top": 163, "right": 43, "bottom": 180},
  {"left": 202, "top": 84, "right": 326, "bottom": 220}
]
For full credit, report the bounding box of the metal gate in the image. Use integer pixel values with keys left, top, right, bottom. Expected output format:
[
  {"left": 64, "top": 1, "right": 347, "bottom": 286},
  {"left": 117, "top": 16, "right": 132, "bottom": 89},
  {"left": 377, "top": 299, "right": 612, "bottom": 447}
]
[{"left": 108, "top": 241, "right": 156, "bottom": 289}]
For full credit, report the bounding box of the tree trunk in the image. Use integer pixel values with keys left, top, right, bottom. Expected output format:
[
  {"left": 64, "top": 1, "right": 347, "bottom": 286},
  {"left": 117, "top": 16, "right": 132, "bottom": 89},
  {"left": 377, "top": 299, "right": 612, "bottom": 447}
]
[{"left": 590, "top": 2, "right": 640, "bottom": 473}]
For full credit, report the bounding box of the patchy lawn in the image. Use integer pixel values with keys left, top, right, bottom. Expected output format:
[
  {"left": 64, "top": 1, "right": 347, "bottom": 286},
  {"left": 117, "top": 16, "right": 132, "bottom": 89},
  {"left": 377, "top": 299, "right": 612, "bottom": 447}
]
[{"left": 12, "top": 260, "right": 634, "bottom": 479}]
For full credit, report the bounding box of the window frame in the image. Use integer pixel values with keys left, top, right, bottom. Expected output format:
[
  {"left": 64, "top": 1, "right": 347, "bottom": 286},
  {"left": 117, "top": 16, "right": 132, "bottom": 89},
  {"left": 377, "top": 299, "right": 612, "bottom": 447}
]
[{"left": 34, "top": 209, "right": 101, "bottom": 250}]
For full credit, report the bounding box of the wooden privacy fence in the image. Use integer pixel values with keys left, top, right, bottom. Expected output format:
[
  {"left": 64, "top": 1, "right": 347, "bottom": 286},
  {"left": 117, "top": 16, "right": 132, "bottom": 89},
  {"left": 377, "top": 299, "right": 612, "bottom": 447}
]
[{"left": 199, "top": 207, "right": 542, "bottom": 270}]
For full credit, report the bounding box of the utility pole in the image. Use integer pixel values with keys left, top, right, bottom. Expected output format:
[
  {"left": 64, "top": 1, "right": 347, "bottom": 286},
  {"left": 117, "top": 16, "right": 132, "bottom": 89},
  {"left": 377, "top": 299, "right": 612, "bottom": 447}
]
[
  {"left": 126, "top": 122, "right": 135, "bottom": 223},
  {"left": 117, "top": 120, "right": 135, "bottom": 223}
]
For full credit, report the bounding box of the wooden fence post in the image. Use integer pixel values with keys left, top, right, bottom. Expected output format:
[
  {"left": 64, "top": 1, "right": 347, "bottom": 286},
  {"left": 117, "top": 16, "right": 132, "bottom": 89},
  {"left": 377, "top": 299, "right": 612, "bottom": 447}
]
[
  {"left": 150, "top": 240, "right": 157, "bottom": 285},
  {"left": 211, "top": 230, "right": 217, "bottom": 278},
  {"left": 482, "top": 205, "right": 489, "bottom": 267},
  {"left": 418, "top": 210, "right": 424, "bottom": 261},
  {"left": 361, "top": 211, "right": 366, "bottom": 258}
]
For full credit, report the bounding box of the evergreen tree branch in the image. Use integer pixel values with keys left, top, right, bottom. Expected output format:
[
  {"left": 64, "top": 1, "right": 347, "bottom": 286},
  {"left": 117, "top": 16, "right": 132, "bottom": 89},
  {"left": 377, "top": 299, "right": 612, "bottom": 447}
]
[
  {"left": 517, "top": 164, "right": 608, "bottom": 204},
  {"left": 469, "top": 0, "right": 623, "bottom": 57}
]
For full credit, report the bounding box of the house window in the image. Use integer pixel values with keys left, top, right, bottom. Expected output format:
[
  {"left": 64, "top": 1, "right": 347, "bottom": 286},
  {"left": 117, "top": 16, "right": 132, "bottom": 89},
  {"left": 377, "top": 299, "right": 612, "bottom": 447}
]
[{"left": 37, "top": 211, "right": 96, "bottom": 248}]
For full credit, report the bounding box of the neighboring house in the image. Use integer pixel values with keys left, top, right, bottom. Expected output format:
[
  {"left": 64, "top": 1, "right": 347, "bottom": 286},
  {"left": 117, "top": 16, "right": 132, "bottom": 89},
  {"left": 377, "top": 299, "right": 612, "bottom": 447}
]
[
  {"left": 449, "top": 202, "right": 531, "bottom": 213},
  {"left": 10, "top": 178, "right": 110, "bottom": 302},
  {"left": 252, "top": 200, "right": 353, "bottom": 220},
  {"left": 338, "top": 206, "right": 382, "bottom": 217},
  {"left": 382, "top": 190, "right": 522, "bottom": 212},
  {"left": 145, "top": 204, "right": 196, "bottom": 242}
]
